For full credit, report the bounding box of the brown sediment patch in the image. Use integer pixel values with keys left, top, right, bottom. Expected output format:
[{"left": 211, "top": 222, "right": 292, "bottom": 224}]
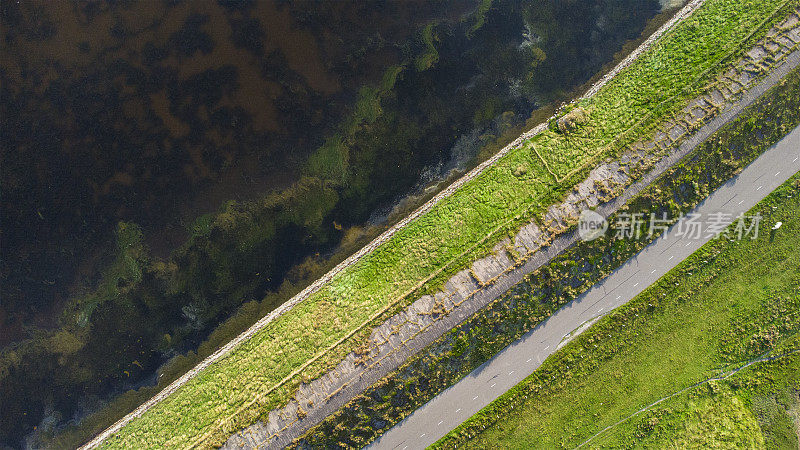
[
  {"left": 100, "top": 171, "right": 134, "bottom": 196},
  {"left": 160, "top": 1, "right": 284, "bottom": 134},
  {"left": 150, "top": 91, "right": 190, "bottom": 138},
  {"left": 254, "top": 0, "right": 340, "bottom": 95}
]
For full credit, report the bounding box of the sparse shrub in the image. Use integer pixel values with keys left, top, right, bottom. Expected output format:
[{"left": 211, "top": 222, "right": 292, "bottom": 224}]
[{"left": 556, "top": 106, "right": 590, "bottom": 133}]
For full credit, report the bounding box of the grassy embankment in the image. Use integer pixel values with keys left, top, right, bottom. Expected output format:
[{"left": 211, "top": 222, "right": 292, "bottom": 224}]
[
  {"left": 102, "top": 1, "right": 799, "bottom": 447},
  {"left": 296, "top": 38, "right": 800, "bottom": 449},
  {"left": 437, "top": 161, "right": 800, "bottom": 449}
]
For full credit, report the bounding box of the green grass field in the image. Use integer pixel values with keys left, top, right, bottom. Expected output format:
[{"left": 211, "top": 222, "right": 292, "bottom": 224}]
[
  {"left": 437, "top": 174, "right": 800, "bottom": 449},
  {"left": 102, "top": 1, "right": 800, "bottom": 447},
  {"left": 591, "top": 345, "right": 800, "bottom": 449}
]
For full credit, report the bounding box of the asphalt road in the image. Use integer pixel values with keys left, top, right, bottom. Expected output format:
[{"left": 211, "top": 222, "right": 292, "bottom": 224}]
[{"left": 369, "top": 121, "right": 800, "bottom": 449}]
